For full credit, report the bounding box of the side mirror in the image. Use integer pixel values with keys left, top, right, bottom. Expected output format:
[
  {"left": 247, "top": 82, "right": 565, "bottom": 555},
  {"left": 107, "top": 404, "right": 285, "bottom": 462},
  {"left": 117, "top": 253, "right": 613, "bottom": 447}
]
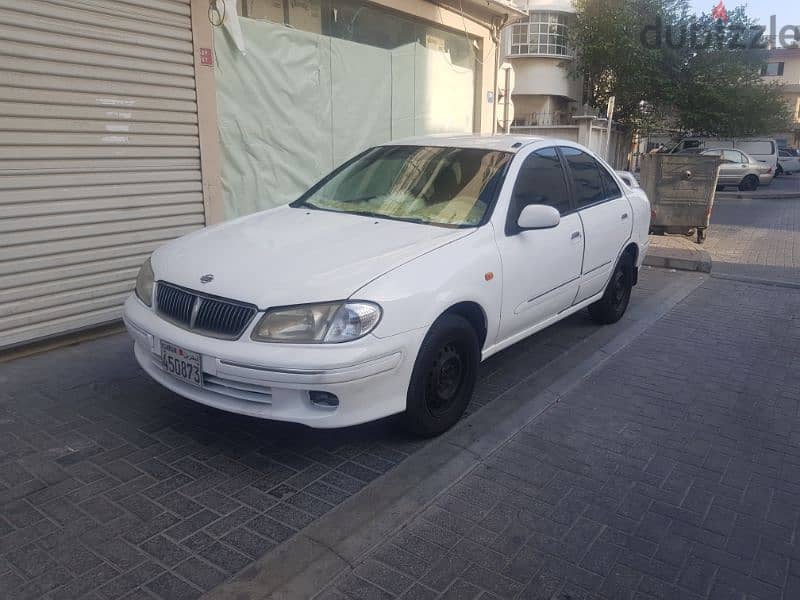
[{"left": 517, "top": 204, "right": 560, "bottom": 230}]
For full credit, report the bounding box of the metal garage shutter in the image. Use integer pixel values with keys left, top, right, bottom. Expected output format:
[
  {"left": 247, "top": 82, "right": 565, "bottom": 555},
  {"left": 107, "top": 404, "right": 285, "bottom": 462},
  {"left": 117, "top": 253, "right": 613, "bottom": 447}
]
[{"left": 0, "top": 0, "right": 204, "bottom": 349}]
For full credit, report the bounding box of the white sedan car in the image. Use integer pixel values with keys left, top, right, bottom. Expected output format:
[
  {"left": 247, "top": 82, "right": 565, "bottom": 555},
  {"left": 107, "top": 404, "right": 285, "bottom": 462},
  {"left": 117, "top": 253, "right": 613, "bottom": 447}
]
[
  {"left": 778, "top": 149, "right": 800, "bottom": 175},
  {"left": 124, "top": 135, "right": 650, "bottom": 435}
]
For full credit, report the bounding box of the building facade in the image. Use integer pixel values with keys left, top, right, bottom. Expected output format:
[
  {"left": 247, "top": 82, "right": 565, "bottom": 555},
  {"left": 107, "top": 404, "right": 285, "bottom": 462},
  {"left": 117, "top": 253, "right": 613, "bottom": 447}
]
[
  {"left": 0, "top": 0, "right": 522, "bottom": 351},
  {"left": 502, "top": 0, "right": 582, "bottom": 127},
  {"left": 761, "top": 47, "right": 800, "bottom": 148}
]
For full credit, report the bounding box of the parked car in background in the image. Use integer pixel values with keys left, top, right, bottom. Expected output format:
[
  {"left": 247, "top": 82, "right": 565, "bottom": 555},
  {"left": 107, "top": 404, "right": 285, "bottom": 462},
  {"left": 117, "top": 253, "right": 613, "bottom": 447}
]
[
  {"left": 778, "top": 149, "right": 800, "bottom": 175},
  {"left": 669, "top": 137, "right": 778, "bottom": 183},
  {"left": 616, "top": 171, "right": 640, "bottom": 188},
  {"left": 124, "top": 135, "right": 650, "bottom": 436},
  {"left": 700, "top": 148, "right": 774, "bottom": 191}
]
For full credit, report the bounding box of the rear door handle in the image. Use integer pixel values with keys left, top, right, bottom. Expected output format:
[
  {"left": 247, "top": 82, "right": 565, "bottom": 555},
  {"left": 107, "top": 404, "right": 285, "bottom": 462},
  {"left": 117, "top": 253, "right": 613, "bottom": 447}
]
[{"left": 571, "top": 231, "right": 581, "bottom": 240}]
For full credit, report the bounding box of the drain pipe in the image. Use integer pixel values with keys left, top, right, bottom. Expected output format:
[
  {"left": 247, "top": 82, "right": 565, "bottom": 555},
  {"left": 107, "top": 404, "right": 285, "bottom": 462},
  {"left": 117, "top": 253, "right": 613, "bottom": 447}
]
[{"left": 491, "top": 15, "right": 507, "bottom": 135}]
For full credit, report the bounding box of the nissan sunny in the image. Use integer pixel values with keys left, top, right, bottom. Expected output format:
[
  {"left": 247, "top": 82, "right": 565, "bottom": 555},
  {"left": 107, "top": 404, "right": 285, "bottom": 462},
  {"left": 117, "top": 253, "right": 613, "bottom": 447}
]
[{"left": 124, "top": 135, "right": 650, "bottom": 436}]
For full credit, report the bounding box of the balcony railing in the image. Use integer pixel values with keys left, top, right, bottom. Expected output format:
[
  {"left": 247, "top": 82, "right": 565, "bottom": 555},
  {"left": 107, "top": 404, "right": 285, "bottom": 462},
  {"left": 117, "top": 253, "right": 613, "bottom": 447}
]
[{"left": 511, "top": 112, "right": 576, "bottom": 127}]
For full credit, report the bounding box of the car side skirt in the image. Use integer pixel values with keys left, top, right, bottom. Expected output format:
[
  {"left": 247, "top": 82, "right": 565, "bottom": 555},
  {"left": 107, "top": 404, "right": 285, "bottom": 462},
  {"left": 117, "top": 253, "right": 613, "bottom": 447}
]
[{"left": 481, "top": 289, "right": 605, "bottom": 361}]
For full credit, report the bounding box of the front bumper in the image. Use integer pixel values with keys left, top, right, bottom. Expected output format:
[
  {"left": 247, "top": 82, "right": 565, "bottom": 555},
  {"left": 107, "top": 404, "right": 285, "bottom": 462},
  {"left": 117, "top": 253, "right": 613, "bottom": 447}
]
[{"left": 123, "top": 294, "right": 425, "bottom": 428}]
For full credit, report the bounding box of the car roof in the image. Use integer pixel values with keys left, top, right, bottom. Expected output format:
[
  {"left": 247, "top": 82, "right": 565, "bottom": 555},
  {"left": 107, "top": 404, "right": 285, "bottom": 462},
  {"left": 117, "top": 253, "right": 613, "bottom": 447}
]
[{"left": 384, "top": 134, "right": 552, "bottom": 153}]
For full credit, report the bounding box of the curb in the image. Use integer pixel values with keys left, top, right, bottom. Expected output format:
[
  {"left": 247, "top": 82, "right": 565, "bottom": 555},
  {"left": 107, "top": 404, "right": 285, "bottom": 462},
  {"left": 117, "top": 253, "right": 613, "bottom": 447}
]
[
  {"left": 643, "top": 248, "right": 712, "bottom": 273},
  {"left": 716, "top": 192, "right": 800, "bottom": 200}
]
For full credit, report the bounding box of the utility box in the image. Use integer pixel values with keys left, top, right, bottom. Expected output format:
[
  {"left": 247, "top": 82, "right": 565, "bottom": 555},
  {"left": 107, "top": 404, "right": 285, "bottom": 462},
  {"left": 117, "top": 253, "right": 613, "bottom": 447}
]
[{"left": 640, "top": 154, "right": 720, "bottom": 244}]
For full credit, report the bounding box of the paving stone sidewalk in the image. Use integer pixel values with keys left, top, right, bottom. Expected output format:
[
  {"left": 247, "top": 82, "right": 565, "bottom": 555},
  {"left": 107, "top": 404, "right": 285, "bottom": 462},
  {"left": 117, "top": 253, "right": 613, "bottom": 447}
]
[
  {"left": 0, "top": 271, "right": 667, "bottom": 600},
  {"left": 318, "top": 276, "right": 800, "bottom": 600},
  {"left": 704, "top": 195, "right": 800, "bottom": 283}
]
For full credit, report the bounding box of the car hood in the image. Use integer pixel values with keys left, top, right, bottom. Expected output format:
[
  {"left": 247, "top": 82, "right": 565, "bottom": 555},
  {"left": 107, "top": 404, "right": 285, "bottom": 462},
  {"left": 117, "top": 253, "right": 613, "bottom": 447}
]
[{"left": 152, "top": 205, "right": 473, "bottom": 308}]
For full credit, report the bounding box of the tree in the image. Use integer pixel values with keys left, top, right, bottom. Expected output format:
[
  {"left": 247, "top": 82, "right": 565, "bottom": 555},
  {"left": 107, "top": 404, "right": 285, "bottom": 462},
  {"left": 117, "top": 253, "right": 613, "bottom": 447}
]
[
  {"left": 672, "top": 7, "right": 792, "bottom": 137},
  {"left": 569, "top": 0, "right": 792, "bottom": 137}
]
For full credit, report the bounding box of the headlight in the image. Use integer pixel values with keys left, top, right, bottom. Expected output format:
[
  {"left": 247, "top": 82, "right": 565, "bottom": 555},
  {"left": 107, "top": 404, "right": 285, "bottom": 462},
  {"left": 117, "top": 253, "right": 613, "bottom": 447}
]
[
  {"left": 135, "top": 257, "right": 155, "bottom": 307},
  {"left": 251, "top": 301, "right": 381, "bottom": 343}
]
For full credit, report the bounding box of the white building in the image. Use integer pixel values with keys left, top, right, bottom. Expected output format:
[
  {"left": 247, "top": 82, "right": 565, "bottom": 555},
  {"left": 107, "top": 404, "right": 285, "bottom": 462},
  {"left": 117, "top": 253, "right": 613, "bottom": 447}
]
[{"left": 503, "top": 0, "right": 582, "bottom": 127}]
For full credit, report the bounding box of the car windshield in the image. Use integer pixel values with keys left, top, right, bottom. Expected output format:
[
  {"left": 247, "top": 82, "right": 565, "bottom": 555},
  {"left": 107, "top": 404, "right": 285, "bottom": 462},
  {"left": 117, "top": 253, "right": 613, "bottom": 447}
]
[{"left": 293, "top": 145, "right": 512, "bottom": 227}]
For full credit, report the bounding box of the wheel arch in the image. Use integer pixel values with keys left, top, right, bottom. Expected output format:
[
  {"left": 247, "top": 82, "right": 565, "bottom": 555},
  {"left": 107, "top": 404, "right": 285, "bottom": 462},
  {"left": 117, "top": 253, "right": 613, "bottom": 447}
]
[
  {"left": 623, "top": 242, "right": 639, "bottom": 264},
  {"left": 438, "top": 301, "right": 488, "bottom": 350},
  {"left": 622, "top": 242, "right": 640, "bottom": 285}
]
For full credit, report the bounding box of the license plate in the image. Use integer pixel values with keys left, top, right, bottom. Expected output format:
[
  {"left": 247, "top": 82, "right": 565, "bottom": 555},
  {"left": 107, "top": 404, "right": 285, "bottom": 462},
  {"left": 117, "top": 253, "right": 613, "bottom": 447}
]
[{"left": 160, "top": 341, "right": 202, "bottom": 388}]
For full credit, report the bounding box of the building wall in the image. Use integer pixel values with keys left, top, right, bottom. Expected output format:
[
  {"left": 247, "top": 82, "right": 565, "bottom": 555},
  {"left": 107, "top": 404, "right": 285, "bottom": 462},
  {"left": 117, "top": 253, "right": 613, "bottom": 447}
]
[
  {"left": 762, "top": 48, "right": 800, "bottom": 146},
  {"left": 511, "top": 58, "right": 580, "bottom": 98}
]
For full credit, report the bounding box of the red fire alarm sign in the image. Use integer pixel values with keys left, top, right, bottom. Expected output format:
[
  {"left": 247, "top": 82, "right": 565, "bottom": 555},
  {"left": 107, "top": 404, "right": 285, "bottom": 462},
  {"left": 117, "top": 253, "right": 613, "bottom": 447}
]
[{"left": 199, "top": 48, "right": 213, "bottom": 66}]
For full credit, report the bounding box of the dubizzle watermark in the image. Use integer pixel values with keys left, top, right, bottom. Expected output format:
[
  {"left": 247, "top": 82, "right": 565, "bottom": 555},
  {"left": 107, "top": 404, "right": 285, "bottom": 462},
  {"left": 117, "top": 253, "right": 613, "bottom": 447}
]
[{"left": 640, "top": 15, "right": 799, "bottom": 51}]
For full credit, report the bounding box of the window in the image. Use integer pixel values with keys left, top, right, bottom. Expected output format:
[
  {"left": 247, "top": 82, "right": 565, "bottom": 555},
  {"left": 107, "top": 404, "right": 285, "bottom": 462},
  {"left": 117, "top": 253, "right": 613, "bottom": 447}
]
[
  {"left": 560, "top": 147, "right": 605, "bottom": 208},
  {"left": 598, "top": 165, "right": 622, "bottom": 199},
  {"left": 509, "top": 11, "right": 571, "bottom": 57},
  {"left": 736, "top": 140, "right": 775, "bottom": 156},
  {"left": 509, "top": 148, "right": 571, "bottom": 224},
  {"left": 762, "top": 62, "right": 785, "bottom": 76},
  {"left": 293, "top": 146, "right": 512, "bottom": 227},
  {"left": 722, "top": 150, "right": 746, "bottom": 163},
  {"left": 237, "top": 1, "right": 476, "bottom": 69}
]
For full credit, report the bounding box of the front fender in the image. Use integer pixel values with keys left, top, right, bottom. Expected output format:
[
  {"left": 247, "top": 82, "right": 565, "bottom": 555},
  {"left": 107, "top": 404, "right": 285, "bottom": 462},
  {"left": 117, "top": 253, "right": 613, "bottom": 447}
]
[{"left": 352, "top": 225, "right": 502, "bottom": 344}]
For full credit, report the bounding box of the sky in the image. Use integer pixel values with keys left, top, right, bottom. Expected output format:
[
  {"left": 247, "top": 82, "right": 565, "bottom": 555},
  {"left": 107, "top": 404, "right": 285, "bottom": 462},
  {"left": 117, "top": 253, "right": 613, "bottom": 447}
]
[{"left": 689, "top": 0, "right": 800, "bottom": 29}]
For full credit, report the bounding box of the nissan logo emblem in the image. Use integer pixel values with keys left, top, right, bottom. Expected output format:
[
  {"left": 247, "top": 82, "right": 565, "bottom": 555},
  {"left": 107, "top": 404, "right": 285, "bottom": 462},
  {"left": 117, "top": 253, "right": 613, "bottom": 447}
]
[{"left": 200, "top": 274, "right": 214, "bottom": 284}]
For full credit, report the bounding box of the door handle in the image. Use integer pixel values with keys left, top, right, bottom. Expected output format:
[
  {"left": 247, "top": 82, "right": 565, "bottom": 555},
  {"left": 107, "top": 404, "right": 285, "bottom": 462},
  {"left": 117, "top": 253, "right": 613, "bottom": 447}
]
[
  {"left": 571, "top": 231, "right": 581, "bottom": 240},
  {"left": 621, "top": 213, "right": 629, "bottom": 220}
]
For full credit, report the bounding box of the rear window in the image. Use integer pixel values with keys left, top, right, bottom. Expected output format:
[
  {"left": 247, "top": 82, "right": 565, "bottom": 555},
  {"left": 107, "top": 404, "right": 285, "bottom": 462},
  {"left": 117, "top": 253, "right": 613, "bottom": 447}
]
[{"left": 737, "top": 141, "right": 775, "bottom": 156}]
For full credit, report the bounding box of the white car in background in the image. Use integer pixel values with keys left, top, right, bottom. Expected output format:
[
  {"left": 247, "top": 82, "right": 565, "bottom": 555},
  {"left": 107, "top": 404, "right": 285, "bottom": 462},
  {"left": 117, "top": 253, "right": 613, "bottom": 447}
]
[
  {"left": 124, "top": 135, "right": 651, "bottom": 435},
  {"left": 778, "top": 149, "right": 800, "bottom": 175}
]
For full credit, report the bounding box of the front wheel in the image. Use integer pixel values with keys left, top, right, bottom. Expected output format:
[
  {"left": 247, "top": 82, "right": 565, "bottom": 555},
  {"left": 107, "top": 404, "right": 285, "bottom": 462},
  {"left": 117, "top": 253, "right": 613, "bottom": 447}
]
[
  {"left": 588, "top": 255, "right": 634, "bottom": 325},
  {"left": 404, "top": 314, "right": 479, "bottom": 437}
]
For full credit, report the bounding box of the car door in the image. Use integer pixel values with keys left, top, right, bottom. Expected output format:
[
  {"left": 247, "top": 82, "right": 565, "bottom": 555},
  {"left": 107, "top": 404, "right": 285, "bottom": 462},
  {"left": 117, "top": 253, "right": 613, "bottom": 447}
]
[
  {"left": 703, "top": 150, "right": 732, "bottom": 184},
  {"left": 495, "top": 147, "right": 584, "bottom": 341},
  {"left": 722, "top": 149, "right": 750, "bottom": 183},
  {"left": 559, "top": 147, "right": 632, "bottom": 304}
]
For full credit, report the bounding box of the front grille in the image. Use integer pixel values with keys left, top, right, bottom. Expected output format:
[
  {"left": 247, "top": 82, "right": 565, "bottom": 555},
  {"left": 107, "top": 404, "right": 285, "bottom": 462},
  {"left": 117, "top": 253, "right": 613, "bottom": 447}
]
[{"left": 155, "top": 282, "right": 257, "bottom": 339}]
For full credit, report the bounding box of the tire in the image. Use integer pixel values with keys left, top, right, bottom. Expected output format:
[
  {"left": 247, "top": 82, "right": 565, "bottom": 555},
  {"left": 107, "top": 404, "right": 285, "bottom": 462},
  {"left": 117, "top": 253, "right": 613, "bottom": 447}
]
[
  {"left": 776, "top": 164, "right": 784, "bottom": 177},
  {"left": 697, "top": 228, "right": 707, "bottom": 244},
  {"left": 404, "top": 314, "right": 479, "bottom": 437},
  {"left": 716, "top": 185, "right": 724, "bottom": 192},
  {"left": 588, "top": 254, "right": 634, "bottom": 325},
  {"left": 738, "top": 175, "right": 759, "bottom": 192}
]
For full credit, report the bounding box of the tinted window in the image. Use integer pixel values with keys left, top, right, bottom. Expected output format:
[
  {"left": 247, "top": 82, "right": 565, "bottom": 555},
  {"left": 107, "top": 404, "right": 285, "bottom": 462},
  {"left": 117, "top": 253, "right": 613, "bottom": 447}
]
[
  {"left": 560, "top": 147, "right": 605, "bottom": 208},
  {"left": 598, "top": 165, "right": 622, "bottom": 199},
  {"left": 510, "top": 147, "right": 571, "bottom": 217}
]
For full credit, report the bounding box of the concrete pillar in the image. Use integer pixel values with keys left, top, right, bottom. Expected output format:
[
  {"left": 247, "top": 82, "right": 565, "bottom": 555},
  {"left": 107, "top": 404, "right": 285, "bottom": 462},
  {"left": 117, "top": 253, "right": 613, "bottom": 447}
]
[
  {"left": 573, "top": 115, "right": 595, "bottom": 147},
  {"left": 191, "top": 0, "right": 224, "bottom": 225}
]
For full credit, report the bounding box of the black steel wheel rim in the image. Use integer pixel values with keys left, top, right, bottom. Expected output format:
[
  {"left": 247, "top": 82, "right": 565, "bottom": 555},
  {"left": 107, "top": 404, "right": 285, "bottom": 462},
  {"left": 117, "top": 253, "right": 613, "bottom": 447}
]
[{"left": 425, "top": 343, "right": 465, "bottom": 416}]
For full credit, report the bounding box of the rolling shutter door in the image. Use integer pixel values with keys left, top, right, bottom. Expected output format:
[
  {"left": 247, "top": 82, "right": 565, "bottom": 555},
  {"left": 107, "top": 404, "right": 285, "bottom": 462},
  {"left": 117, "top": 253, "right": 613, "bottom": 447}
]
[{"left": 0, "top": 0, "right": 205, "bottom": 349}]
